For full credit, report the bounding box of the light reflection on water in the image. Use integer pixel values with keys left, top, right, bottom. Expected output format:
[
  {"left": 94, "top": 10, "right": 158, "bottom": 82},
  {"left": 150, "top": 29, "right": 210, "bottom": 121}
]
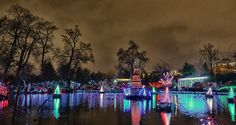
[{"left": 0, "top": 92, "right": 235, "bottom": 125}]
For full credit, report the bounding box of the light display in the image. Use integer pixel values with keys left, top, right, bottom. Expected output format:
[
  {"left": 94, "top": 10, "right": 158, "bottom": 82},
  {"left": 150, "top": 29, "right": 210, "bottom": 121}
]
[
  {"left": 177, "top": 94, "right": 208, "bottom": 117},
  {"left": 131, "top": 102, "right": 141, "bottom": 125},
  {"left": 218, "top": 86, "right": 236, "bottom": 91},
  {"left": 0, "top": 85, "right": 8, "bottom": 97},
  {"left": 228, "top": 87, "right": 234, "bottom": 99},
  {"left": 54, "top": 85, "right": 61, "bottom": 95},
  {"left": 178, "top": 76, "right": 208, "bottom": 89},
  {"left": 99, "top": 86, "right": 105, "bottom": 93},
  {"left": 123, "top": 99, "right": 131, "bottom": 112},
  {"left": 123, "top": 59, "right": 151, "bottom": 99},
  {"left": 160, "top": 73, "right": 173, "bottom": 103},
  {"left": 206, "top": 88, "right": 213, "bottom": 95},
  {"left": 99, "top": 93, "right": 104, "bottom": 108},
  {"left": 53, "top": 98, "right": 60, "bottom": 119},
  {"left": 123, "top": 88, "right": 131, "bottom": 96},
  {"left": 206, "top": 98, "right": 213, "bottom": 114},
  {"left": 139, "top": 85, "right": 151, "bottom": 97},
  {"left": 152, "top": 94, "right": 156, "bottom": 109},
  {"left": 228, "top": 103, "right": 235, "bottom": 122},
  {"left": 152, "top": 87, "right": 156, "bottom": 94},
  {"left": 160, "top": 112, "right": 171, "bottom": 125},
  {"left": 0, "top": 100, "right": 8, "bottom": 109}
]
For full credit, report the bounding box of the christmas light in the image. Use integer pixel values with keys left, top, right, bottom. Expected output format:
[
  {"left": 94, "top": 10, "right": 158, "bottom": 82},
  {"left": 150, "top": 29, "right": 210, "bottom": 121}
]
[{"left": 54, "top": 85, "right": 61, "bottom": 95}]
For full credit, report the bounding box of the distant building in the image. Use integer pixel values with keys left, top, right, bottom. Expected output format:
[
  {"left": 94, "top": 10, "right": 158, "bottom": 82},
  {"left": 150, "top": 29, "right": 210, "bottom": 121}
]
[{"left": 213, "top": 53, "right": 236, "bottom": 74}]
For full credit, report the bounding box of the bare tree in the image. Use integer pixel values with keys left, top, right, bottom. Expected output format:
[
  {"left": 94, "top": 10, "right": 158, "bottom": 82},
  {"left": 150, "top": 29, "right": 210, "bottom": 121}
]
[
  {"left": 32, "top": 21, "right": 57, "bottom": 80},
  {"left": 58, "top": 25, "right": 94, "bottom": 88},
  {"left": 117, "top": 40, "right": 149, "bottom": 78},
  {"left": 199, "top": 43, "right": 219, "bottom": 76},
  {"left": 34, "top": 21, "right": 57, "bottom": 68}
]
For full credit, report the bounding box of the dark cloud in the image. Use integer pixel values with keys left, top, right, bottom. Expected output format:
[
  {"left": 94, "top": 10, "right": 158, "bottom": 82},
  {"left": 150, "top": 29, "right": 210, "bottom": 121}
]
[{"left": 1, "top": 0, "right": 236, "bottom": 72}]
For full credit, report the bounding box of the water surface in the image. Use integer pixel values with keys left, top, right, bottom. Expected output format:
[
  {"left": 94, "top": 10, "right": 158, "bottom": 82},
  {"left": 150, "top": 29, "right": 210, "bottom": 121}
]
[{"left": 0, "top": 92, "right": 235, "bottom": 125}]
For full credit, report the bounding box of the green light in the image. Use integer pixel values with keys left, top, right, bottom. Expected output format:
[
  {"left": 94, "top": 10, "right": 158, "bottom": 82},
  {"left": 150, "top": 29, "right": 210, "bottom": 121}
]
[
  {"left": 53, "top": 98, "right": 60, "bottom": 119},
  {"left": 228, "top": 87, "right": 235, "bottom": 99},
  {"left": 123, "top": 99, "right": 130, "bottom": 112},
  {"left": 152, "top": 94, "right": 156, "bottom": 109},
  {"left": 218, "top": 86, "right": 236, "bottom": 91},
  {"left": 228, "top": 103, "right": 235, "bottom": 122},
  {"left": 54, "top": 85, "right": 61, "bottom": 94},
  {"left": 152, "top": 87, "right": 156, "bottom": 93}
]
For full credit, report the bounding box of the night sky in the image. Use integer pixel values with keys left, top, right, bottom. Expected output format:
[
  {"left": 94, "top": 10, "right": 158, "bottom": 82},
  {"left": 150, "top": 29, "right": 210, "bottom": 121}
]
[{"left": 1, "top": 0, "right": 236, "bottom": 72}]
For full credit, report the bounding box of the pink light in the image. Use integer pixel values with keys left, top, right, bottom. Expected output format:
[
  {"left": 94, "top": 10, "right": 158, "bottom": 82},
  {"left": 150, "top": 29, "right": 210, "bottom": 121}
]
[
  {"left": 160, "top": 73, "right": 173, "bottom": 103},
  {"left": 0, "top": 85, "right": 8, "bottom": 97},
  {"left": 0, "top": 100, "right": 8, "bottom": 109}
]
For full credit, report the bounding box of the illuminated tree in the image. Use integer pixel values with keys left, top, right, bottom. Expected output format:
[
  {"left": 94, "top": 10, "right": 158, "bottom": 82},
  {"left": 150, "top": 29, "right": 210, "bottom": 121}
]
[{"left": 117, "top": 40, "right": 149, "bottom": 78}]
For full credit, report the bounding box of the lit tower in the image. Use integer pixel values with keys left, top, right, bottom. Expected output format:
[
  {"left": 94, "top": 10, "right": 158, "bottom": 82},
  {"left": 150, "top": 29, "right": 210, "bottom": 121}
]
[
  {"left": 131, "top": 59, "right": 142, "bottom": 87},
  {"left": 123, "top": 59, "right": 151, "bottom": 99}
]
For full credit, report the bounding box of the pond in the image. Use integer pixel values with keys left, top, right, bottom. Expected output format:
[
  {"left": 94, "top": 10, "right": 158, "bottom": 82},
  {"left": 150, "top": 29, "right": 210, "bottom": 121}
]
[{"left": 0, "top": 92, "right": 235, "bottom": 125}]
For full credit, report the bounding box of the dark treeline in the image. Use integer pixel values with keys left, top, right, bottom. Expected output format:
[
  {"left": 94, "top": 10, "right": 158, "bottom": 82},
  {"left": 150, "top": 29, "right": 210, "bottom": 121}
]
[{"left": 0, "top": 4, "right": 99, "bottom": 87}]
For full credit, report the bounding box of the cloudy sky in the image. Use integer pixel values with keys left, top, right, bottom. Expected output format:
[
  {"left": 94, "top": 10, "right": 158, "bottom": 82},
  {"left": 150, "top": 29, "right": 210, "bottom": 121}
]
[{"left": 1, "top": 0, "right": 236, "bottom": 72}]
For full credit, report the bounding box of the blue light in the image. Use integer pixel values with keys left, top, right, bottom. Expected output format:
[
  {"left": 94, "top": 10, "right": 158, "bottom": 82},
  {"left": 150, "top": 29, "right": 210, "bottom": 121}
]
[{"left": 124, "top": 88, "right": 131, "bottom": 96}]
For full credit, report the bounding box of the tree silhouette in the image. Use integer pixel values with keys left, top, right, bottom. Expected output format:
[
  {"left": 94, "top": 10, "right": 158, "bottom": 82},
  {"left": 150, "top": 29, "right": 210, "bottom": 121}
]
[
  {"left": 117, "top": 40, "right": 148, "bottom": 78},
  {"left": 58, "top": 25, "right": 94, "bottom": 88},
  {"left": 199, "top": 43, "right": 219, "bottom": 76}
]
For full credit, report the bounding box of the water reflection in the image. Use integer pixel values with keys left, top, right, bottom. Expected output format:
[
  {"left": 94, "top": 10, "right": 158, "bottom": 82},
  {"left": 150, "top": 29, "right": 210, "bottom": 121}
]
[
  {"left": 0, "top": 92, "right": 235, "bottom": 125},
  {"left": 160, "top": 112, "right": 171, "bottom": 125},
  {"left": 228, "top": 103, "right": 235, "bottom": 122},
  {"left": 99, "top": 93, "right": 104, "bottom": 108},
  {"left": 0, "top": 100, "right": 8, "bottom": 109},
  {"left": 53, "top": 98, "right": 60, "bottom": 119},
  {"left": 177, "top": 94, "right": 208, "bottom": 117},
  {"left": 206, "top": 98, "right": 213, "bottom": 114},
  {"left": 123, "top": 99, "right": 130, "bottom": 112},
  {"left": 131, "top": 102, "right": 141, "bottom": 125}
]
